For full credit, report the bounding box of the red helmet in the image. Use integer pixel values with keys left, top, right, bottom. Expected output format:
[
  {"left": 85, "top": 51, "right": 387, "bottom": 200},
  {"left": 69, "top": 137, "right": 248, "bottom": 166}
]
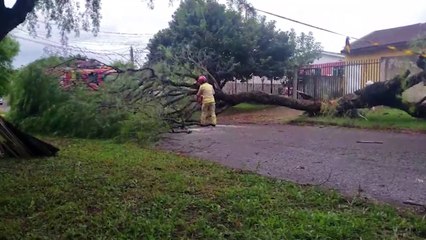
[{"left": 197, "top": 75, "right": 207, "bottom": 84}]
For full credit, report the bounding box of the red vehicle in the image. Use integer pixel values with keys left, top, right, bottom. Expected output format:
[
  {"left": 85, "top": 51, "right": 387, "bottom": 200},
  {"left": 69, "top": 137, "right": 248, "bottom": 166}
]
[{"left": 53, "top": 58, "right": 119, "bottom": 91}]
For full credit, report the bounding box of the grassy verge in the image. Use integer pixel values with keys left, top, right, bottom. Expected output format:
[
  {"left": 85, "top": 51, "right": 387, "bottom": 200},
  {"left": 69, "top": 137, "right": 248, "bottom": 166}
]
[
  {"left": 222, "top": 103, "right": 273, "bottom": 115},
  {"left": 292, "top": 107, "right": 426, "bottom": 132},
  {"left": 1, "top": 139, "right": 425, "bottom": 239}
]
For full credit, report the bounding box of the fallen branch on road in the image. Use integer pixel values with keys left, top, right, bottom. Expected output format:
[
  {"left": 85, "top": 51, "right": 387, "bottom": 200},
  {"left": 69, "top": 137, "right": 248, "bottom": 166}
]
[{"left": 356, "top": 141, "right": 384, "bottom": 144}]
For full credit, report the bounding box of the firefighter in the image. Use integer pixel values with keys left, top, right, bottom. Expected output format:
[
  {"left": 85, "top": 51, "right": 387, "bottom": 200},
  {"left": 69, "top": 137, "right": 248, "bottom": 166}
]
[{"left": 196, "top": 75, "right": 217, "bottom": 127}]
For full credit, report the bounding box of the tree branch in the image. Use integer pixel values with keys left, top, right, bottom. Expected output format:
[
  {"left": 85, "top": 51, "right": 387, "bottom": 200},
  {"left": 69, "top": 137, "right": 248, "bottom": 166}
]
[
  {"left": 160, "top": 78, "right": 198, "bottom": 89},
  {"left": 0, "top": 0, "right": 36, "bottom": 40},
  {"left": 174, "top": 72, "right": 198, "bottom": 80},
  {"left": 187, "top": 55, "right": 221, "bottom": 89}
]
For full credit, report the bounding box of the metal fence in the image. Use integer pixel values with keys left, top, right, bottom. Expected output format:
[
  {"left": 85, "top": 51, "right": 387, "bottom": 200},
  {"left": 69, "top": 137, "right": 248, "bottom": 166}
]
[
  {"left": 221, "top": 60, "right": 387, "bottom": 100},
  {"left": 222, "top": 80, "right": 283, "bottom": 95},
  {"left": 298, "top": 60, "right": 381, "bottom": 100}
]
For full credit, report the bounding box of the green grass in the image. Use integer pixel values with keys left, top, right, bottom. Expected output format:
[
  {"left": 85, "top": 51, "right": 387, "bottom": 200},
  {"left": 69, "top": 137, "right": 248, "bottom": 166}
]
[
  {"left": 222, "top": 103, "right": 273, "bottom": 115},
  {"left": 1, "top": 139, "right": 425, "bottom": 239},
  {"left": 293, "top": 107, "right": 426, "bottom": 132}
]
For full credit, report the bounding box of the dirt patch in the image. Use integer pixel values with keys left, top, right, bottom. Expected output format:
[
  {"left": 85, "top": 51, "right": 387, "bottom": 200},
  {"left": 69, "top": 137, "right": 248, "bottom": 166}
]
[{"left": 219, "top": 106, "right": 303, "bottom": 125}]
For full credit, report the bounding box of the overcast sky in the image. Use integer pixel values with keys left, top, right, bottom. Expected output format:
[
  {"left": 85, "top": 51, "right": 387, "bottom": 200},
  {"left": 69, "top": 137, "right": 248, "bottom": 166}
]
[{"left": 6, "top": 0, "right": 426, "bottom": 67}]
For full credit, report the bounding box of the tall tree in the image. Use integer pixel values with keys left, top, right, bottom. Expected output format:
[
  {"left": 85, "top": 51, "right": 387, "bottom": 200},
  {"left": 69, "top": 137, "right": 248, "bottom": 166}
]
[
  {"left": 146, "top": 0, "right": 293, "bottom": 88},
  {"left": 287, "top": 28, "right": 322, "bottom": 98},
  {"left": 287, "top": 29, "right": 322, "bottom": 68},
  {"left": 0, "top": 36, "right": 19, "bottom": 95}
]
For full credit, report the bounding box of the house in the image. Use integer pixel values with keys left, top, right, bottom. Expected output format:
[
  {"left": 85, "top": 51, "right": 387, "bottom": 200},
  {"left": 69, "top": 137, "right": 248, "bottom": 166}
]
[
  {"left": 342, "top": 22, "right": 426, "bottom": 93},
  {"left": 298, "top": 51, "right": 344, "bottom": 76},
  {"left": 313, "top": 51, "right": 344, "bottom": 65}
]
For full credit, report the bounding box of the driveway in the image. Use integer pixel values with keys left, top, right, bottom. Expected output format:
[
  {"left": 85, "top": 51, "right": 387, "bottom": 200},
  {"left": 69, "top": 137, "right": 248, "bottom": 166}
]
[{"left": 158, "top": 125, "right": 426, "bottom": 206}]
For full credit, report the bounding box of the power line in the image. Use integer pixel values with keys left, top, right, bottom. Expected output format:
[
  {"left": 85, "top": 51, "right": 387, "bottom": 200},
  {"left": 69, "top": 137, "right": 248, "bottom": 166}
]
[
  {"left": 97, "top": 31, "right": 155, "bottom": 36},
  {"left": 254, "top": 8, "right": 358, "bottom": 40},
  {"left": 254, "top": 8, "right": 426, "bottom": 57},
  {"left": 12, "top": 34, "right": 130, "bottom": 57},
  {"left": 70, "top": 40, "right": 149, "bottom": 47},
  {"left": 12, "top": 33, "right": 151, "bottom": 66},
  {"left": 16, "top": 27, "right": 151, "bottom": 54},
  {"left": 14, "top": 29, "right": 146, "bottom": 54},
  {"left": 29, "top": 20, "right": 156, "bottom": 37},
  {"left": 16, "top": 28, "right": 138, "bottom": 51}
]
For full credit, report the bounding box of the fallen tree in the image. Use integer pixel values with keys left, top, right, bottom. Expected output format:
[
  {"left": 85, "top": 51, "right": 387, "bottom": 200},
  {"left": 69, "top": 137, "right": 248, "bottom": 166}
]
[
  {"left": 213, "top": 68, "right": 426, "bottom": 119},
  {"left": 135, "top": 57, "right": 426, "bottom": 127},
  {"left": 334, "top": 69, "right": 426, "bottom": 118},
  {"left": 214, "top": 91, "right": 322, "bottom": 113}
]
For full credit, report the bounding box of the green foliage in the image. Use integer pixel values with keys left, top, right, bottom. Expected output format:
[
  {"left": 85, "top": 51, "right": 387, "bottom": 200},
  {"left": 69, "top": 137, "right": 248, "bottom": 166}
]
[
  {"left": 409, "top": 34, "right": 426, "bottom": 53},
  {"left": 0, "top": 36, "right": 19, "bottom": 95},
  {"left": 118, "top": 110, "right": 168, "bottom": 145},
  {"left": 8, "top": 56, "right": 66, "bottom": 123},
  {"left": 8, "top": 57, "right": 167, "bottom": 144},
  {"left": 0, "top": 139, "right": 425, "bottom": 239},
  {"left": 225, "top": 103, "right": 272, "bottom": 114},
  {"left": 19, "top": 87, "right": 124, "bottom": 138},
  {"left": 23, "top": 0, "right": 101, "bottom": 43},
  {"left": 146, "top": 0, "right": 295, "bottom": 85},
  {"left": 288, "top": 29, "right": 323, "bottom": 67}
]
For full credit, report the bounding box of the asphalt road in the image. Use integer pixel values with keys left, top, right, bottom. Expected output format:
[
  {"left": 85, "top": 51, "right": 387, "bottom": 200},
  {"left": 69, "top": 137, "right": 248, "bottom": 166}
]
[{"left": 158, "top": 125, "right": 426, "bottom": 206}]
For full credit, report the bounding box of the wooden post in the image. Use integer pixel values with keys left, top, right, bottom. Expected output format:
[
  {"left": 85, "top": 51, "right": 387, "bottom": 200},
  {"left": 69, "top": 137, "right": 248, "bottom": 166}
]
[
  {"left": 314, "top": 75, "right": 318, "bottom": 100},
  {"left": 130, "top": 46, "right": 134, "bottom": 66},
  {"left": 253, "top": 77, "right": 255, "bottom": 91},
  {"left": 293, "top": 68, "right": 298, "bottom": 99}
]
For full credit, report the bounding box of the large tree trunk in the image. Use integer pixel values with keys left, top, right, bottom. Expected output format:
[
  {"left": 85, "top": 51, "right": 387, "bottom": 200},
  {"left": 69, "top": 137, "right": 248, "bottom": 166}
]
[
  {"left": 213, "top": 69, "right": 426, "bottom": 119},
  {"left": 0, "top": 116, "right": 59, "bottom": 158},
  {"left": 0, "top": 0, "right": 36, "bottom": 41},
  {"left": 215, "top": 91, "right": 321, "bottom": 113},
  {"left": 334, "top": 70, "right": 426, "bottom": 118}
]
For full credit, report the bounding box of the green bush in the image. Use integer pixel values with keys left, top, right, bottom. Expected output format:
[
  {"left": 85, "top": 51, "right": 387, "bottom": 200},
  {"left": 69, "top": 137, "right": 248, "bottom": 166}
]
[
  {"left": 8, "top": 57, "right": 167, "bottom": 144},
  {"left": 118, "top": 110, "right": 167, "bottom": 145},
  {"left": 8, "top": 57, "right": 67, "bottom": 123}
]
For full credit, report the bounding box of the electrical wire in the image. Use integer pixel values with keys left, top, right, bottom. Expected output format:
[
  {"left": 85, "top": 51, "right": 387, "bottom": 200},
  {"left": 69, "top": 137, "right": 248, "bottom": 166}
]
[
  {"left": 254, "top": 8, "right": 358, "bottom": 40},
  {"left": 254, "top": 7, "right": 425, "bottom": 56}
]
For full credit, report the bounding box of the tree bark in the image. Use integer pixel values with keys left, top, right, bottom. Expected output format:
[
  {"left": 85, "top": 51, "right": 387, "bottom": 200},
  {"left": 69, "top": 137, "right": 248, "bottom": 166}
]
[
  {"left": 215, "top": 91, "right": 321, "bottom": 113},
  {"left": 0, "top": 0, "right": 36, "bottom": 41},
  {"left": 334, "top": 70, "right": 426, "bottom": 118},
  {"left": 213, "top": 69, "right": 426, "bottom": 119},
  {"left": 0, "top": 116, "right": 59, "bottom": 158}
]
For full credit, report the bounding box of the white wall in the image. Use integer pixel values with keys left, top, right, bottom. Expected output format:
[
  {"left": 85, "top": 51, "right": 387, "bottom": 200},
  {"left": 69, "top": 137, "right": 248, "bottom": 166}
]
[{"left": 313, "top": 53, "right": 344, "bottom": 64}]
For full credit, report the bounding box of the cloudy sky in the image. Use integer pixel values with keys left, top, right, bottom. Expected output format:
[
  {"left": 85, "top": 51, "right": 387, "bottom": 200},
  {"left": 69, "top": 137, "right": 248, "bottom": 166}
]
[{"left": 6, "top": 0, "right": 426, "bottom": 67}]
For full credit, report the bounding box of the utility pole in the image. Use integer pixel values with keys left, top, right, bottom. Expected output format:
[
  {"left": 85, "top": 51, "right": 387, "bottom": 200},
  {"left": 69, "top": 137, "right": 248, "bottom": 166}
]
[{"left": 130, "top": 46, "right": 134, "bottom": 67}]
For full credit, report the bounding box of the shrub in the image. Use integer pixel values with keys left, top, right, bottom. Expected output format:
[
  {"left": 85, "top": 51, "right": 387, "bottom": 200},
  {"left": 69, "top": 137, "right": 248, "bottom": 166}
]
[{"left": 8, "top": 57, "right": 167, "bottom": 144}]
